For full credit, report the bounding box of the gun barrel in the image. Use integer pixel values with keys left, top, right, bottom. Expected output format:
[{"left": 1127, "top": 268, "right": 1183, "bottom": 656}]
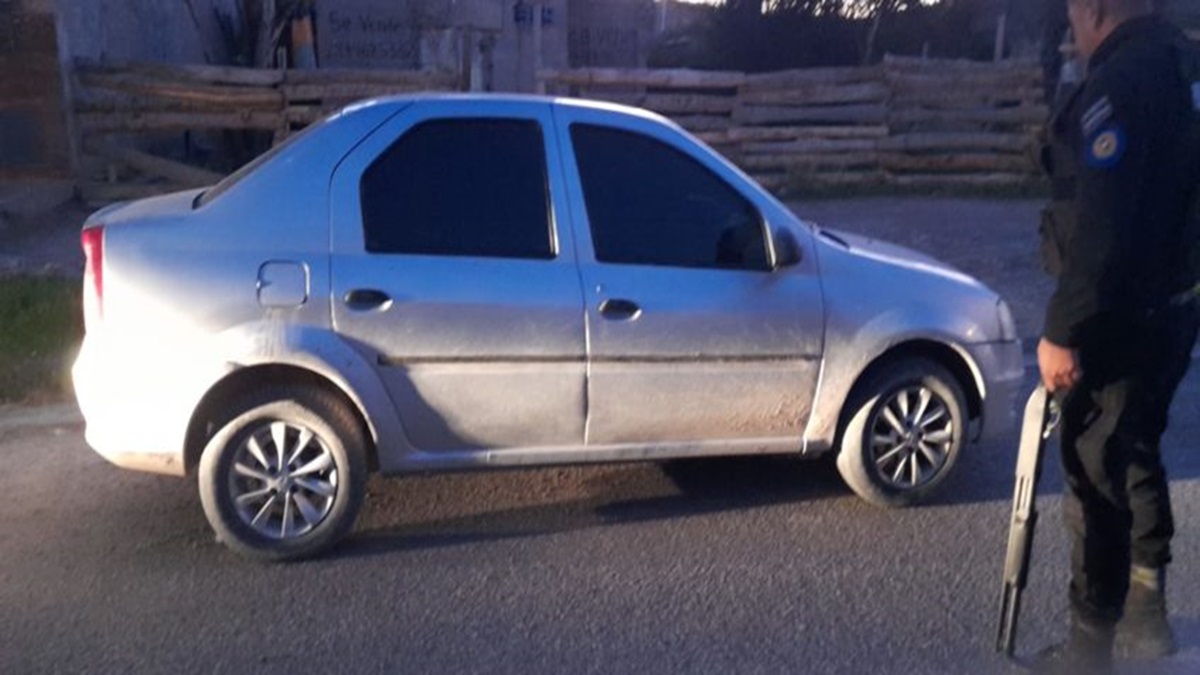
[
  {"left": 1001, "top": 514, "right": 1037, "bottom": 584},
  {"left": 997, "top": 585, "right": 1020, "bottom": 655}
]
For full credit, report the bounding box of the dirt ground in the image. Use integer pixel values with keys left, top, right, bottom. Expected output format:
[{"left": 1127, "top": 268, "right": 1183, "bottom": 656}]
[{"left": 0, "top": 195, "right": 1052, "bottom": 341}]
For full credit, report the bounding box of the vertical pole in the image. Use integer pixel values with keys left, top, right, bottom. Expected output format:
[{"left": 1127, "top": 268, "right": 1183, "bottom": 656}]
[
  {"left": 533, "top": 3, "right": 544, "bottom": 94},
  {"left": 460, "top": 27, "right": 473, "bottom": 91},
  {"left": 52, "top": 5, "right": 82, "bottom": 185},
  {"left": 257, "top": 0, "right": 277, "bottom": 68},
  {"left": 515, "top": 2, "right": 525, "bottom": 91},
  {"left": 994, "top": 0, "right": 1011, "bottom": 62}
]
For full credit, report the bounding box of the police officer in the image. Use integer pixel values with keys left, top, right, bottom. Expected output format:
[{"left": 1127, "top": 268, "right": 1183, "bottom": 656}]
[{"left": 1036, "top": 0, "right": 1200, "bottom": 670}]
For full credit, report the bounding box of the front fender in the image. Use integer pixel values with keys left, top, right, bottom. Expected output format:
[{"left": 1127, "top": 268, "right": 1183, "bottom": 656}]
[
  {"left": 802, "top": 239, "right": 1002, "bottom": 453},
  {"left": 804, "top": 325, "right": 988, "bottom": 453}
]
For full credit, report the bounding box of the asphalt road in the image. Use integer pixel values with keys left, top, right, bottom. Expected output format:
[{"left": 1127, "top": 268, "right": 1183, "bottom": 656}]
[
  {"left": 7, "top": 364, "right": 1200, "bottom": 674},
  {"left": 4, "top": 199, "right": 1200, "bottom": 674}
]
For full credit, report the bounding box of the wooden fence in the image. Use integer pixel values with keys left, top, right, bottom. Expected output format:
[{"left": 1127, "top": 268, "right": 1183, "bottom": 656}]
[
  {"left": 539, "top": 55, "right": 1047, "bottom": 192},
  {"left": 70, "top": 60, "right": 458, "bottom": 203},
  {"left": 68, "top": 56, "right": 1045, "bottom": 204}
]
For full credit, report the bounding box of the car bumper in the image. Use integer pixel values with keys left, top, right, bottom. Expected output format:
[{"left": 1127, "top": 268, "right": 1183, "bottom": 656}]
[
  {"left": 72, "top": 335, "right": 220, "bottom": 477},
  {"left": 966, "top": 339, "right": 1024, "bottom": 442}
]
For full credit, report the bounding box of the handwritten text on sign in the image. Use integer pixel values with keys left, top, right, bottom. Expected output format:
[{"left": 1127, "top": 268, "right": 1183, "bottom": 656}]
[{"left": 316, "top": 0, "right": 504, "bottom": 69}]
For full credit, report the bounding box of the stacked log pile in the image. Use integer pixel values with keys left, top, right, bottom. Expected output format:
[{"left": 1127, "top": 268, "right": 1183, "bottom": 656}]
[
  {"left": 880, "top": 55, "right": 1044, "bottom": 190},
  {"left": 540, "top": 56, "right": 1045, "bottom": 192},
  {"left": 71, "top": 60, "right": 457, "bottom": 203},
  {"left": 538, "top": 68, "right": 744, "bottom": 136},
  {"left": 725, "top": 66, "right": 889, "bottom": 191}
]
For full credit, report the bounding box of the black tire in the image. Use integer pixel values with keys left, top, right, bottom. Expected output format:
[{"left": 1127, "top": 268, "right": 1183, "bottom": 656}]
[
  {"left": 198, "top": 387, "right": 367, "bottom": 561},
  {"left": 836, "top": 358, "right": 967, "bottom": 508}
]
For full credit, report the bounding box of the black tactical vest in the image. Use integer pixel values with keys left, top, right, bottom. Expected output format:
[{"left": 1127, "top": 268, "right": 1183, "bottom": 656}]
[
  {"left": 1175, "top": 38, "right": 1200, "bottom": 291},
  {"left": 1039, "top": 35, "right": 1200, "bottom": 296}
]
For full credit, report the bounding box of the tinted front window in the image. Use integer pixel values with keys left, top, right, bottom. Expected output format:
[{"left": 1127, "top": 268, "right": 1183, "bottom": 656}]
[
  {"left": 571, "top": 124, "right": 768, "bottom": 271},
  {"left": 361, "top": 119, "right": 553, "bottom": 259}
]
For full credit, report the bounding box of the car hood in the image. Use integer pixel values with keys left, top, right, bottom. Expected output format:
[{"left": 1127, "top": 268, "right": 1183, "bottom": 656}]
[{"left": 817, "top": 227, "right": 984, "bottom": 290}]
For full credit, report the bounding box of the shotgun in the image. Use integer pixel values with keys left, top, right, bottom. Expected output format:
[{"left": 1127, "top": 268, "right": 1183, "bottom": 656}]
[{"left": 996, "top": 385, "right": 1060, "bottom": 657}]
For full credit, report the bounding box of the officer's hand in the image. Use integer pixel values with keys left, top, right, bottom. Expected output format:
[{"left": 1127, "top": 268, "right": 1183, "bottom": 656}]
[{"left": 1037, "top": 338, "right": 1081, "bottom": 393}]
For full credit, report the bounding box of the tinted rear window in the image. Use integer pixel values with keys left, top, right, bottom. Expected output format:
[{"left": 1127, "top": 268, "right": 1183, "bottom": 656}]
[{"left": 359, "top": 118, "right": 553, "bottom": 259}]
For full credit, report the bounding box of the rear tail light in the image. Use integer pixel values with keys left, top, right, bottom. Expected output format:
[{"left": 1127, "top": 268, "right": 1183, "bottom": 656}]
[{"left": 81, "top": 226, "right": 105, "bottom": 322}]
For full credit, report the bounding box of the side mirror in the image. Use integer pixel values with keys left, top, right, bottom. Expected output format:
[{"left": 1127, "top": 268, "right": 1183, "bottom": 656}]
[{"left": 773, "top": 228, "right": 803, "bottom": 269}]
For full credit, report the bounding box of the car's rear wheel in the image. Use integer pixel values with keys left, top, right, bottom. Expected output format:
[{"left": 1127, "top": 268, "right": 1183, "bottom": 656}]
[
  {"left": 198, "top": 387, "right": 367, "bottom": 561},
  {"left": 836, "top": 359, "right": 966, "bottom": 507}
]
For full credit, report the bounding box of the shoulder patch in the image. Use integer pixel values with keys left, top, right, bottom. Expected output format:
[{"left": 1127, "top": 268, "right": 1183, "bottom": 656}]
[
  {"left": 1085, "top": 125, "right": 1125, "bottom": 169},
  {"left": 1081, "top": 96, "right": 1114, "bottom": 137}
]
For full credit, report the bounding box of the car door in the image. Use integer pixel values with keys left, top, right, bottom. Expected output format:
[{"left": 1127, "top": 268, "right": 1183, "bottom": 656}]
[
  {"left": 330, "top": 100, "right": 587, "bottom": 451},
  {"left": 553, "top": 105, "right": 825, "bottom": 445}
]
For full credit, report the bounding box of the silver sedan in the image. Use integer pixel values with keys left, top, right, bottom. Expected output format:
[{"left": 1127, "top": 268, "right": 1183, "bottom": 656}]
[{"left": 73, "top": 94, "right": 1024, "bottom": 560}]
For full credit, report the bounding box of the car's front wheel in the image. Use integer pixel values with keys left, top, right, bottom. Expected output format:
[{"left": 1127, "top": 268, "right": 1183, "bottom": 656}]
[
  {"left": 836, "top": 359, "right": 966, "bottom": 507},
  {"left": 198, "top": 387, "right": 367, "bottom": 561}
]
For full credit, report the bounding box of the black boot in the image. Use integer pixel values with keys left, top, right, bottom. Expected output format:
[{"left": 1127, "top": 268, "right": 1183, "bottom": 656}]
[
  {"left": 1030, "top": 613, "right": 1115, "bottom": 674},
  {"left": 1116, "top": 565, "right": 1176, "bottom": 659}
]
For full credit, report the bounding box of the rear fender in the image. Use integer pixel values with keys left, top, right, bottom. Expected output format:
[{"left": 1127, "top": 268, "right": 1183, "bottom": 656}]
[{"left": 204, "top": 321, "right": 412, "bottom": 471}]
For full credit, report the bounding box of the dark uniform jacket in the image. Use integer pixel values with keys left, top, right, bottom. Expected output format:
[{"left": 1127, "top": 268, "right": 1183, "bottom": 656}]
[{"left": 1041, "top": 16, "right": 1200, "bottom": 347}]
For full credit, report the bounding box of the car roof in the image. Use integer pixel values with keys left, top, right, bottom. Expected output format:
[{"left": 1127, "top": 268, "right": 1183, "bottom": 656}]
[{"left": 338, "top": 92, "right": 673, "bottom": 127}]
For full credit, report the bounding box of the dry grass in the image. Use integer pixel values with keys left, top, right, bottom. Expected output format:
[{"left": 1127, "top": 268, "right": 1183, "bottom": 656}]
[{"left": 0, "top": 276, "right": 82, "bottom": 403}]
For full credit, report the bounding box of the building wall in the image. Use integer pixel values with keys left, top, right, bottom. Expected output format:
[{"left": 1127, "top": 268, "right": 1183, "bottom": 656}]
[
  {"left": 315, "top": 0, "right": 569, "bottom": 93},
  {"left": 0, "top": 0, "right": 678, "bottom": 183},
  {"left": 51, "top": 0, "right": 664, "bottom": 92},
  {"left": 0, "top": 0, "right": 70, "bottom": 177},
  {"left": 1165, "top": 0, "right": 1200, "bottom": 30},
  {"left": 661, "top": 0, "right": 711, "bottom": 34},
  {"left": 568, "top": 0, "right": 656, "bottom": 68},
  {"left": 54, "top": 0, "right": 238, "bottom": 65},
  {"left": 490, "top": 0, "right": 569, "bottom": 91}
]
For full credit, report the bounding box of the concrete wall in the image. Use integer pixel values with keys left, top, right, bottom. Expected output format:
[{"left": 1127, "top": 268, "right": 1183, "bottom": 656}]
[
  {"left": 54, "top": 0, "right": 239, "bottom": 64},
  {"left": 490, "top": 0, "right": 568, "bottom": 91},
  {"left": 315, "top": 0, "right": 569, "bottom": 93},
  {"left": 568, "top": 0, "right": 656, "bottom": 68}
]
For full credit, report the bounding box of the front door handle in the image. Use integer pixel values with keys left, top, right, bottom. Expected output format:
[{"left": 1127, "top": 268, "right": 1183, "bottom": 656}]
[
  {"left": 344, "top": 288, "right": 392, "bottom": 311},
  {"left": 598, "top": 298, "right": 642, "bottom": 321}
]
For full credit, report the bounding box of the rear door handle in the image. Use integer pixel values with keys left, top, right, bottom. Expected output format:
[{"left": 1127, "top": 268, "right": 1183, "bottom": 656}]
[
  {"left": 344, "top": 288, "right": 392, "bottom": 311},
  {"left": 598, "top": 298, "right": 642, "bottom": 321}
]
